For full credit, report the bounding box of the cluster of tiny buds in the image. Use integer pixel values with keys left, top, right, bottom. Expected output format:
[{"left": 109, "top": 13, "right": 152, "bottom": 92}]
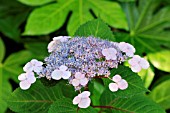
[{"left": 18, "top": 36, "right": 150, "bottom": 108}]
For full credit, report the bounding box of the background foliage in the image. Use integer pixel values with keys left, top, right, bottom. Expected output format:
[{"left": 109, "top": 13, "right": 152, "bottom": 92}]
[{"left": 0, "top": 0, "right": 170, "bottom": 113}]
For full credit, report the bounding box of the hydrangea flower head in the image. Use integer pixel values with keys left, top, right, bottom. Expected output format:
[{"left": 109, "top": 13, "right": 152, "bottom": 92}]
[
  {"left": 18, "top": 72, "right": 36, "bottom": 90},
  {"left": 73, "top": 91, "right": 91, "bottom": 108},
  {"left": 23, "top": 59, "right": 43, "bottom": 73},
  {"left": 128, "top": 55, "right": 150, "bottom": 72},
  {"left": 18, "top": 36, "right": 150, "bottom": 109}
]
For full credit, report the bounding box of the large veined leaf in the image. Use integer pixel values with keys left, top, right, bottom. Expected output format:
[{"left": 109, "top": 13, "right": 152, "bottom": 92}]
[
  {"left": 0, "top": 0, "right": 31, "bottom": 41},
  {"left": 18, "top": 0, "right": 54, "bottom": 6},
  {"left": 149, "top": 80, "right": 170, "bottom": 110},
  {"left": 74, "top": 19, "right": 115, "bottom": 41},
  {"left": 48, "top": 98, "right": 98, "bottom": 113},
  {"left": 23, "top": 0, "right": 127, "bottom": 35},
  {"left": 116, "top": 0, "right": 170, "bottom": 54},
  {"left": 102, "top": 65, "right": 147, "bottom": 98},
  {"left": 100, "top": 90, "right": 165, "bottom": 113},
  {"left": 0, "top": 39, "right": 33, "bottom": 113},
  {"left": 24, "top": 42, "right": 48, "bottom": 60},
  {"left": 8, "top": 81, "right": 63, "bottom": 113},
  {"left": 148, "top": 50, "right": 170, "bottom": 72}
]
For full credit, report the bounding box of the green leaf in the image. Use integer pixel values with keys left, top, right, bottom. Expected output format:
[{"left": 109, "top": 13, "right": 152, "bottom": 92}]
[
  {"left": 0, "top": 50, "right": 34, "bottom": 112},
  {"left": 149, "top": 80, "right": 170, "bottom": 110},
  {"left": 0, "top": 68, "right": 12, "bottom": 113},
  {"left": 23, "top": 0, "right": 127, "bottom": 35},
  {"left": 24, "top": 42, "right": 48, "bottom": 60},
  {"left": 48, "top": 98, "right": 97, "bottom": 113},
  {"left": 116, "top": 0, "right": 170, "bottom": 54},
  {"left": 18, "top": 0, "right": 54, "bottom": 6},
  {"left": 138, "top": 66, "right": 155, "bottom": 88},
  {"left": 3, "top": 51, "right": 33, "bottom": 82},
  {"left": 100, "top": 91, "right": 165, "bottom": 113},
  {"left": 74, "top": 19, "right": 115, "bottom": 41},
  {"left": 0, "top": 0, "right": 31, "bottom": 41},
  {"left": 8, "top": 81, "right": 63, "bottom": 113},
  {"left": 103, "top": 65, "right": 147, "bottom": 98},
  {"left": 90, "top": 80, "right": 105, "bottom": 106},
  {"left": 148, "top": 50, "right": 170, "bottom": 72},
  {"left": 4, "top": 51, "right": 33, "bottom": 66},
  {"left": 0, "top": 38, "right": 5, "bottom": 62},
  {"left": 23, "top": 0, "right": 71, "bottom": 35}
]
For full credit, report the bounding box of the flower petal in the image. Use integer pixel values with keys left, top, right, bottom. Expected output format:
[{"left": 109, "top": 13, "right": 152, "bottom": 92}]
[
  {"left": 131, "top": 64, "right": 141, "bottom": 72},
  {"left": 72, "top": 79, "right": 80, "bottom": 87},
  {"left": 139, "top": 58, "right": 150, "bottom": 69},
  {"left": 73, "top": 96, "right": 81, "bottom": 105},
  {"left": 59, "top": 65, "right": 68, "bottom": 71},
  {"left": 31, "top": 59, "right": 43, "bottom": 66},
  {"left": 23, "top": 62, "right": 33, "bottom": 72},
  {"left": 51, "top": 70, "right": 62, "bottom": 80},
  {"left": 62, "top": 71, "right": 71, "bottom": 79},
  {"left": 80, "top": 78, "right": 88, "bottom": 86},
  {"left": 112, "top": 74, "right": 122, "bottom": 83},
  {"left": 109, "top": 83, "right": 118, "bottom": 92},
  {"left": 27, "top": 72, "right": 36, "bottom": 84},
  {"left": 78, "top": 97, "right": 91, "bottom": 108},
  {"left": 18, "top": 73, "right": 26, "bottom": 81},
  {"left": 53, "top": 36, "right": 63, "bottom": 41},
  {"left": 102, "top": 49, "right": 108, "bottom": 56},
  {"left": 19, "top": 80, "right": 31, "bottom": 90},
  {"left": 118, "top": 42, "right": 127, "bottom": 52},
  {"left": 75, "top": 72, "right": 85, "bottom": 79},
  {"left": 117, "top": 79, "right": 128, "bottom": 90},
  {"left": 47, "top": 40, "right": 56, "bottom": 52},
  {"left": 80, "top": 91, "right": 90, "bottom": 98},
  {"left": 33, "top": 66, "right": 43, "bottom": 73}
]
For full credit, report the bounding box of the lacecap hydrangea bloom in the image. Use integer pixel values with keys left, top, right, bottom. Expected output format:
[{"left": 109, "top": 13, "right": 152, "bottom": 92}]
[{"left": 18, "top": 36, "right": 149, "bottom": 108}]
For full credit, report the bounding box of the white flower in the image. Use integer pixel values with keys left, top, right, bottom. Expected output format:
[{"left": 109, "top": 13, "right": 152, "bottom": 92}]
[
  {"left": 73, "top": 91, "right": 91, "bottom": 108},
  {"left": 102, "top": 48, "right": 117, "bottom": 60},
  {"left": 118, "top": 42, "right": 135, "bottom": 57},
  {"left": 48, "top": 36, "right": 71, "bottom": 52},
  {"left": 18, "top": 72, "right": 36, "bottom": 90},
  {"left": 23, "top": 59, "right": 43, "bottom": 73},
  {"left": 109, "top": 74, "right": 128, "bottom": 92},
  {"left": 51, "top": 65, "right": 71, "bottom": 80},
  {"left": 128, "top": 55, "right": 150, "bottom": 72},
  {"left": 72, "top": 72, "right": 88, "bottom": 87}
]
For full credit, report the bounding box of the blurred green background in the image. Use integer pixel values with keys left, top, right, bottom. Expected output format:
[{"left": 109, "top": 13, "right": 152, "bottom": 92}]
[{"left": 0, "top": 0, "right": 170, "bottom": 112}]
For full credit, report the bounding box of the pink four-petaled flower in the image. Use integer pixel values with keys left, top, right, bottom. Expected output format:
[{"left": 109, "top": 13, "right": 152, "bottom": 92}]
[
  {"left": 23, "top": 59, "right": 43, "bottom": 73},
  {"left": 118, "top": 42, "right": 135, "bottom": 57},
  {"left": 73, "top": 91, "right": 91, "bottom": 108},
  {"left": 109, "top": 74, "right": 128, "bottom": 92},
  {"left": 18, "top": 72, "right": 36, "bottom": 90},
  {"left": 128, "top": 55, "right": 150, "bottom": 72},
  {"left": 102, "top": 48, "right": 117, "bottom": 60},
  {"left": 51, "top": 65, "right": 71, "bottom": 80},
  {"left": 71, "top": 72, "right": 89, "bottom": 87}
]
